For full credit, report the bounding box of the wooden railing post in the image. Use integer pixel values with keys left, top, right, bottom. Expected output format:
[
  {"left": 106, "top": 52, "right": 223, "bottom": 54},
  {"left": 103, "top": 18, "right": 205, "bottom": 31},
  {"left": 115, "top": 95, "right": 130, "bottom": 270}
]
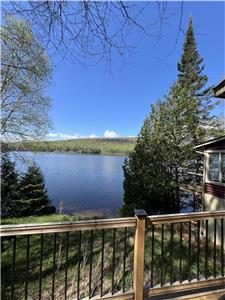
[{"left": 133, "top": 209, "right": 147, "bottom": 300}]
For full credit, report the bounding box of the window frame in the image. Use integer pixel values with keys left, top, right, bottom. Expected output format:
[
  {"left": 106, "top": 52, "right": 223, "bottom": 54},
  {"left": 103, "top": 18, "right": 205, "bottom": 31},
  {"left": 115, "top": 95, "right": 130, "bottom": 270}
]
[{"left": 205, "top": 150, "right": 225, "bottom": 186}]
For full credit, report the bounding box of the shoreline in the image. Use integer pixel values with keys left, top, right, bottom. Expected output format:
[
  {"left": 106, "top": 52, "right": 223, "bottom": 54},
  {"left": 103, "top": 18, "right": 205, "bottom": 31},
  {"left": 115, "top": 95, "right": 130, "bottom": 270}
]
[
  {"left": 5, "top": 137, "right": 135, "bottom": 157},
  {"left": 12, "top": 149, "right": 129, "bottom": 157}
]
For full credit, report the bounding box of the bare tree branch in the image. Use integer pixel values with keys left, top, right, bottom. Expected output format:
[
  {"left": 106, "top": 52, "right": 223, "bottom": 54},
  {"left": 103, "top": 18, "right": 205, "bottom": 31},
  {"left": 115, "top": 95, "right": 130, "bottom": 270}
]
[{"left": 2, "top": 1, "right": 179, "bottom": 70}]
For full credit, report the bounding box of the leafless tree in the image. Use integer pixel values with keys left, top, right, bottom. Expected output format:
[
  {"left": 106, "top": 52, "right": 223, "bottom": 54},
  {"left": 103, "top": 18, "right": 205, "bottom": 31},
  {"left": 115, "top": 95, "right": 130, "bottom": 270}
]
[{"left": 2, "top": 1, "right": 184, "bottom": 69}]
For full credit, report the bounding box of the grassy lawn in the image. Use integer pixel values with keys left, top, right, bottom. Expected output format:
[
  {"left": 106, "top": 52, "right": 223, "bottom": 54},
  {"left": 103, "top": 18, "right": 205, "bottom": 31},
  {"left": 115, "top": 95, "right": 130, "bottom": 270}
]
[{"left": 7, "top": 138, "right": 136, "bottom": 155}]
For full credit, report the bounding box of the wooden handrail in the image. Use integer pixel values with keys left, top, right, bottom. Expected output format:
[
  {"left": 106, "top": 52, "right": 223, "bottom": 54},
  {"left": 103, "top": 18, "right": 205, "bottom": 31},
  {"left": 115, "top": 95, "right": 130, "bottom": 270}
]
[
  {"left": 147, "top": 210, "right": 225, "bottom": 225},
  {"left": 0, "top": 217, "right": 136, "bottom": 237},
  {"left": 2, "top": 211, "right": 225, "bottom": 236}
]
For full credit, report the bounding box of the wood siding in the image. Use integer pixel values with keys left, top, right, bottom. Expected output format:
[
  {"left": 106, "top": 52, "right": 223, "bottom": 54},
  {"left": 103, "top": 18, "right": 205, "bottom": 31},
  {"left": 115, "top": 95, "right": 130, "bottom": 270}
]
[{"left": 204, "top": 182, "right": 225, "bottom": 199}]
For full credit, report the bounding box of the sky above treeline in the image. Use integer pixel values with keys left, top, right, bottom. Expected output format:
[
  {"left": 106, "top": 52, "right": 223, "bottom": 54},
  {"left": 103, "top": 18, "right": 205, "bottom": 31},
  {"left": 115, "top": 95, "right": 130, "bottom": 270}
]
[{"left": 47, "top": 1, "right": 224, "bottom": 140}]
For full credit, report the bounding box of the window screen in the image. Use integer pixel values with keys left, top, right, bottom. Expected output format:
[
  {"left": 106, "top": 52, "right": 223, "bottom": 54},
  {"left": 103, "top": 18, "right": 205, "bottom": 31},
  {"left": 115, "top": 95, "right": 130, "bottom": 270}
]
[
  {"left": 222, "top": 153, "right": 225, "bottom": 183},
  {"left": 208, "top": 153, "right": 219, "bottom": 182}
]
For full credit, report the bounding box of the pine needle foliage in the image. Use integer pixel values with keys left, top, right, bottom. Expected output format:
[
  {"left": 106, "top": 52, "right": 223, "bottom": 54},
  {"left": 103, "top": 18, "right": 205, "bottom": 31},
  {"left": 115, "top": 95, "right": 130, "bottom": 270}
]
[
  {"left": 1, "top": 154, "right": 20, "bottom": 217},
  {"left": 122, "top": 17, "right": 224, "bottom": 216},
  {"left": 1, "top": 157, "right": 55, "bottom": 217},
  {"left": 18, "top": 163, "right": 55, "bottom": 216}
]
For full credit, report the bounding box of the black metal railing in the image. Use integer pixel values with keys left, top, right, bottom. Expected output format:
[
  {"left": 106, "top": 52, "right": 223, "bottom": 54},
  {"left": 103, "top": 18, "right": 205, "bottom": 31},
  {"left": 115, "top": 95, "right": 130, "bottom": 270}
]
[
  {"left": 145, "top": 213, "right": 225, "bottom": 289},
  {"left": 1, "top": 219, "right": 135, "bottom": 300}
]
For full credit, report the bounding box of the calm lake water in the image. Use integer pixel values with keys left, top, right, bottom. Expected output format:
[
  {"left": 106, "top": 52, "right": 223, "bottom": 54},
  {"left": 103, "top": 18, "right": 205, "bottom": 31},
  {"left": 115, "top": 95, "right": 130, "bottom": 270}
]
[{"left": 16, "top": 152, "right": 125, "bottom": 217}]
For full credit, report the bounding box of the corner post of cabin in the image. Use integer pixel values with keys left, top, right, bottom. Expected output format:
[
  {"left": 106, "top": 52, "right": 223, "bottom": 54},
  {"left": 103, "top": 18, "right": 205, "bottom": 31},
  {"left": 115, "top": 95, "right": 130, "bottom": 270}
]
[{"left": 133, "top": 209, "right": 147, "bottom": 300}]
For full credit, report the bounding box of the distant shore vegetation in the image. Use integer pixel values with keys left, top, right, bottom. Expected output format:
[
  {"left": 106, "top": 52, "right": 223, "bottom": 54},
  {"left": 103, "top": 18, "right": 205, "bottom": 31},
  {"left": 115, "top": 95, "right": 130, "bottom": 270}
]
[{"left": 6, "top": 138, "right": 136, "bottom": 156}]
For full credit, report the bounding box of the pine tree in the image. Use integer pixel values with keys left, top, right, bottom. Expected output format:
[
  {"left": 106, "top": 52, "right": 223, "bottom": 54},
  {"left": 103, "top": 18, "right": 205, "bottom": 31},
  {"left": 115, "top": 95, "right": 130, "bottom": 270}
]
[
  {"left": 178, "top": 16, "right": 208, "bottom": 94},
  {"left": 18, "top": 162, "right": 55, "bottom": 216},
  {"left": 122, "top": 17, "right": 224, "bottom": 216},
  {"left": 121, "top": 101, "right": 179, "bottom": 216},
  {"left": 177, "top": 16, "right": 224, "bottom": 208},
  {"left": 1, "top": 154, "right": 20, "bottom": 217},
  {"left": 177, "top": 16, "right": 223, "bottom": 140}
]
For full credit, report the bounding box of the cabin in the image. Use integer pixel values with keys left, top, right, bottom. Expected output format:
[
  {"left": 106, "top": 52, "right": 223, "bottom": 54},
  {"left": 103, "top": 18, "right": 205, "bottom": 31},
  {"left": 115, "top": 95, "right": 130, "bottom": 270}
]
[
  {"left": 195, "top": 77, "right": 225, "bottom": 212},
  {"left": 194, "top": 78, "right": 225, "bottom": 246},
  {"left": 195, "top": 136, "right": 225, "bottom": 212}
]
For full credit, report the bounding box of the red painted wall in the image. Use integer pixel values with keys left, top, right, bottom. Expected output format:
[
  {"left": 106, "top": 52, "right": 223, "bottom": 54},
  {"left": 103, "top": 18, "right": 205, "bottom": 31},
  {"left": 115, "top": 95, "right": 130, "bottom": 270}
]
[{"left": 204, "top": 182, "right": 225, "bottom": 199}]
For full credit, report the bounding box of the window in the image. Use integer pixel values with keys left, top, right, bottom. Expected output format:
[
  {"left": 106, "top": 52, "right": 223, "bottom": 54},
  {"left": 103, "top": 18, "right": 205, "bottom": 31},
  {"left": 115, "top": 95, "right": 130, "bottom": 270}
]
[
  {"left": 222, "top": 153, "right": 225, "bottom": 183},
  {"left": 207, "top": 152, "right": 225, "bottom": 184},
  {"left": 208, "top": 153, "right": 219, "bottom": 181}
]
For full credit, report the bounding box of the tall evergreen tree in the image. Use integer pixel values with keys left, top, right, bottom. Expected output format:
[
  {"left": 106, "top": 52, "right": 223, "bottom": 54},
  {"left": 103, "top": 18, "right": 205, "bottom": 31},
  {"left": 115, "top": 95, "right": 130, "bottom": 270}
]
[
  {"left": 177, "top": 16, "right": 222, "bottom": 140},
  {"left": 176, "top": 16, "right": 224, "bottom": 206},
  {"left": 177, "top": 16, "right": 208, "bottom": 95},
  {"left": 122, "top": 101, "right": 180, "bottom": 216},
  {"left": 122, "top": 17, "right": 224, "bottom": 216},
  {"left": 18, "top": 163, "right": 55, "bottom": 216},
  {"left": 1, "top": 154, "right": 20, "bottom": 217}
]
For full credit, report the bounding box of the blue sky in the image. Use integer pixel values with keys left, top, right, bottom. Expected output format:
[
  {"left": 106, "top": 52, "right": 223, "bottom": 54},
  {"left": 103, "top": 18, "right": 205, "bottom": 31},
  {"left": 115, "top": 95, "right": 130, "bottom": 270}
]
[{"left": 47, "top": 1, "right": 224, "bottom": 140}]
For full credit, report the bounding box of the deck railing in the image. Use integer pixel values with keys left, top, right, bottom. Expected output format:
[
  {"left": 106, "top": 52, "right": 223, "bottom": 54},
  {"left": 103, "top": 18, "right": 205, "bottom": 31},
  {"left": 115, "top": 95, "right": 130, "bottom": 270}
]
[
  {"left": 1, "top": 210, "right": 225, "bottom": 300},
  {"left": 143, "top": 210, "right": 225, "bottom": 298},
  {"left": 1, "top": 218, "right": 136, "bottom": 300}
]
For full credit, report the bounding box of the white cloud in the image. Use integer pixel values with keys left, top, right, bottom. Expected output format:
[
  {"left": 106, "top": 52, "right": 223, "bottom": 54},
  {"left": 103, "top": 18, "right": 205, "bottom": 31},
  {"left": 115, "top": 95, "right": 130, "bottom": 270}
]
[
  {"left": 47, "top": 130, "right": 119, "bottom": 140},
  {"left": 47, "top": 133, "right": 59, "bottom": 137},
  {"left": 47, "top": 133, "right": 80, "bottom": 140},
  {"left": 103, "top": 130, "right": 119, "bottom": 138},
  {"left": 89, "top": 134, "right": 98, "bottom": 138}
]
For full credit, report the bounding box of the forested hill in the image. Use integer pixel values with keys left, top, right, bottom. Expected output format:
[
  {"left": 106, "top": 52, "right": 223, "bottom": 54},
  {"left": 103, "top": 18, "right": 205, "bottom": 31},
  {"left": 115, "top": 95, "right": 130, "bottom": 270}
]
[{"left": 7, "top": 138, "right": 136, "bottom": 155}]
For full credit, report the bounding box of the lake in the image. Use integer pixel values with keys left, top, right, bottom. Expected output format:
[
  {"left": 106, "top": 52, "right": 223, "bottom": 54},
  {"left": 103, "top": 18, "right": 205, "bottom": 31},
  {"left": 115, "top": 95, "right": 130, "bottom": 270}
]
[{"left": 16, "top": 152, "right": 126, "bottom": 217}]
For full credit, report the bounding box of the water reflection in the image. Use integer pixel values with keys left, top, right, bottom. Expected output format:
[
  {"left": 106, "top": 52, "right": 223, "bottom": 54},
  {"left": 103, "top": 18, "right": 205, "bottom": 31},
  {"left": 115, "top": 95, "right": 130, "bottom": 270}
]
[{"left": 16, "top": 152, "right": 126, "bottom": 217}]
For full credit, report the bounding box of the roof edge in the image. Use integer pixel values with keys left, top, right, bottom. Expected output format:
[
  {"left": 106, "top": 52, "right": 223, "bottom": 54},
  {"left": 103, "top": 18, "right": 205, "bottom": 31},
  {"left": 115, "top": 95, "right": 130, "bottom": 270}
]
[
  {"left": 194, "top": 136, "right": 225, "bottom": 149},
  {"left": 213, "top": 78, "right": 225, "bottom": 92}
]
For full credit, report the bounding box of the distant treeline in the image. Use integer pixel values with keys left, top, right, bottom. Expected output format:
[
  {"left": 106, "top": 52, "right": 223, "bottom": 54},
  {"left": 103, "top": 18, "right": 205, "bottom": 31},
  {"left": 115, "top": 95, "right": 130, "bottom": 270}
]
[{"left": 6, "top": 138, "right": 136, "bottom": 155}]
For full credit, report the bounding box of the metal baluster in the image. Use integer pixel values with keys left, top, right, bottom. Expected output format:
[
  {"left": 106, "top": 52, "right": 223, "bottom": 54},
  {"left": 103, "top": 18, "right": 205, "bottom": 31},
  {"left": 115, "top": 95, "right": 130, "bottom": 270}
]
[
  {"left": 65, "top": 232, "right": 69, "bottom": 300},
  {"left": 188, "top": 221, "right": 191, "bottom": 282},
  {"left": 52, "top": 233, "right": 57, "bottom": 300},
  {"left": 39, "top": 234, "right": 44, "bottom": 300},
  {"left": 25, "top": 235, "right": 30, "bottom": 300},
  {"left": 179, "top": 222, "right": 183, "bottom": 283},
  {"left": 205, "top": 220, "right": 208, "bottom": 279},
  {"left": 160, "top": 224, "right": 164, "bottom": 287},
  {"left": 170, "top": 223, "right": 174, "bottom": 285},
  {"left": 100, "top": 229, "right": 105, "bottom": 297},
  {"left": 77, "top": 231, "right": 81, "bottom": 300},
  {"left": 213, "top": 220, "right": 217, "bottom": 278},
  {"left": 221, "top": 219, "right": 224, "bottom": 277},
  {"left": 123, "top": 227, "right": 127, "bottom": 293},
  {"left": 112, "top": 228, "right": 116, "bottom": 295},
  {"left": 197, "top": 221, "right": 200, "bottom": 281},
  {"left": 89, "top": 230, "right": 93, "bottom": 299},
  {"left": 11, "top": 236, "right": 16, "bottom": 300},
  {"left": 150, "top": 224, "right": 155, "bottom": 288}
]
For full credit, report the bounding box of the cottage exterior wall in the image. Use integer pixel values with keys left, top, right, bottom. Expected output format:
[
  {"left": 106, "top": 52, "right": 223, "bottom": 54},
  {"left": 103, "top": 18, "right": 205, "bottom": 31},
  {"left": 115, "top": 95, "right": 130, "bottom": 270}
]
[{"left": 203, "top": 193, "right": 225, "bottom": 248}]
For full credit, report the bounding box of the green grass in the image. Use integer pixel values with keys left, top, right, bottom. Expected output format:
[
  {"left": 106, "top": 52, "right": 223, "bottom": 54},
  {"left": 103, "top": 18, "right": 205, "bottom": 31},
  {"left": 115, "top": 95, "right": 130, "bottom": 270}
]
[
  {"left": 1, "top": 213, "right": 105, "bottom": 225},
  {"left": 7, "top": 137, "right": 136, "bottom": 155},
  {"left": 1, "top": 214, "right": 79, "bottom": 225}
]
